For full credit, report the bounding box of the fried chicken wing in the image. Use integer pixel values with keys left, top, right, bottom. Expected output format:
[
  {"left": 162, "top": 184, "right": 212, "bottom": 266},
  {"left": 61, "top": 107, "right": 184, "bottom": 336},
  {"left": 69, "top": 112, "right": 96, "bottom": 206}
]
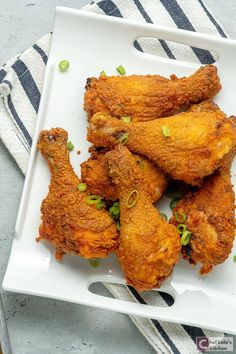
[
  {"left": 81, "top": 152, "right": 167, "bottom": 202},
  {"left": 37, "top": 128, "right": 118, "bottom": 260},
  {"left": 170, "top": 153, "right": 235, "bottom": 274},
  {"left": 106, "top": 145, "right": 180, "bottom": 290},
  {"left": 84, "top": 65, "right": 221, "bottom": 121},
  {"left": 88, "top": 111, "right": 236, "bottom": 185}
]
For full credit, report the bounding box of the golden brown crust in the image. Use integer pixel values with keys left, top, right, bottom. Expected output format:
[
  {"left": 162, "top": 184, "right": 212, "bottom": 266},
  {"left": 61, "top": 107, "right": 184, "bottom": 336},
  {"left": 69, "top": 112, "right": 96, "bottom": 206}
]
[
  {"left": 84, "top": 65, "right": 221, "bottom": 121},
  {"left": 106, "top": 145, "right": 181, "bottom": 291},
  {"left": 170, "top": 160, "right": 235, "bottom": 274},
  {"left": 81, "top": 152, "right": 168, "bottom": 202},
  {"left": 37, "top": 128, "right": 118, "bottom": 259},
  {"left": 88, "top": 111, "right": 236, "bottom": 185},
  {"left": 81, "top": 152, "right": 118, "bottom": 201},
  {"left": 186, "top": 99, "right": 225, "bottom": 114}
]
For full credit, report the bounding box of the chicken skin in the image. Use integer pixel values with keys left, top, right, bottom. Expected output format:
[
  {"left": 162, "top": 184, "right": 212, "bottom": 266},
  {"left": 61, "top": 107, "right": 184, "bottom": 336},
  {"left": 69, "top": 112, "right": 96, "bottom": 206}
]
[
  {"left": 84, "top": 65, "right": 221, "bottom": 121},
  {"left": 81, "top": 151, "right": 167, "bottom": 203},
  {"left": 37, "top": 128, "right": 118, "bottom": 260},
  {"left": 106, "top": 145, "right": 181, "bottom": 291},
  {"left": 170, "top": 153, "right": 235, "bottom": 275},
  {"left": 88, "top": 111, "right": 236, "bottom": 185},
  {"left": 187, "top": 99, "right": 226, "bottom": 115}
]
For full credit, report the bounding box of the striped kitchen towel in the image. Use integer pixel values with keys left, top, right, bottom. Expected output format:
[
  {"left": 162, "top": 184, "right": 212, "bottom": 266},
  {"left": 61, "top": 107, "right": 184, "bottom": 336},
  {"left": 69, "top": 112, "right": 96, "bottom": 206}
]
[{"left": 0, "top": 1, "right": 228, "bottom": 354}]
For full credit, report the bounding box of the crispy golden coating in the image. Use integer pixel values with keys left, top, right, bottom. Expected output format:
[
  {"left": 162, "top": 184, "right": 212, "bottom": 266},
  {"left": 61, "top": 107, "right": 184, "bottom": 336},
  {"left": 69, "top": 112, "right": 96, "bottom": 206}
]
[
  {"left": 84, "top": 65, "right": 221, "bottom": 121},
  {"left": 81, "top": 152, "right": 167, "bottom": 202},
  {"left": 88, "top": 111, "right": 236, "bottom": 185},
  {"left": 37, "top": 128, "right": 118, "bottom": 260},
  {"left": 170, "top": 155, "right": 235, "bottom": 274},
  {"left": 81, "top": 152, "right": 117, "bottom": 202},
  {"left": 106, "top": 145, "right": 180, "bottom": 291},
  {"left": 187, "top": 99, "right": 226, "bottom": 115}
]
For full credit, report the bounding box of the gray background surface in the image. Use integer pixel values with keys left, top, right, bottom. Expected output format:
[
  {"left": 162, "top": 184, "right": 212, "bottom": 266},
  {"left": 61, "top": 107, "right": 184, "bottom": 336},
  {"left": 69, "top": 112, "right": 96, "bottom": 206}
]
[{"left": 0, "top": 1, "right": 236, "bottom": 353}]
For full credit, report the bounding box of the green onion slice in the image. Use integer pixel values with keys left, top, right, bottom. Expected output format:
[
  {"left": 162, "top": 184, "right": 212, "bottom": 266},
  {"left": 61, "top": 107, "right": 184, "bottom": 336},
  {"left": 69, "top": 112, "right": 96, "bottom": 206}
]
[
  {"left": 121, "top": 116, "right": 131, "bottom": 123},
  {"left": 118, "top": 132, "right": 129, "bottom": 145},
  {"left": 233, "top": 255, "right": 236, "bottom": 262},
  {"left": 116, "top": 221, "right": 121, "bottom": 231},
  {"left": 181, "top": 231, "right": 192, "bottom": 246},
  {"left": 59, "top": 60, "right": 69, "bottom": 72},
  {"left": 100, "top": 70, "right": 106, "bottom": 76},
  {"left": 86, "top": 195, "right": 101, "bottom": 205},
  {"left": 160, "top": 213, "right": 168, "bottom": 221},
  {"left": 78, "top": 183, "right": 87, "bottom": 192},
  {"left": 125, "top": 190, "right": 139, "bottom": 208},
  {"left": 162, "top": 126, "right": 170, "bottom": 138},
  {"left": 109, "top": 202, "right": 120, "bottom": 219},
  {"left": 177, "top": 223, "right": 187, "bottom": 235},
  {"left": 170, "top": 198, "right": 180, "bottom": 210},
  {"left": 116, "top": 65, "right": 126, "bottom": 75},
  {"left": 67, "top": 140, "right": 74, "bottom": 151},
  {"left": 96, "top": 200, "right": 106, "bottom": 209},
  {"left": 89, "top": 259, "right": 100, "bottom": 268},
  {"left": 175, "top": 211, "right": 187, "bottom": 223}
]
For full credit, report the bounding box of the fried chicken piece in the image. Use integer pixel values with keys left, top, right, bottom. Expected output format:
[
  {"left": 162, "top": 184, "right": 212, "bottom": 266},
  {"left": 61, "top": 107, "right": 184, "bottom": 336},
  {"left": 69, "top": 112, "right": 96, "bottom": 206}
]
[
  {"left": 81, "top": 151, "right": 117, "bottom": 202},
  {"left": 37, "top": 128, "right": 118, "bottom": 260},
  {"left": 106, "top": 145, "right": 180, "bottom": 291},
  {"left": 88, "top": 111, "right": 236, "bottom": 185},
  {"left": 84, "top": 65, "right": 221, "bottom": 121},
  {"left": 83, "top": 102, "right": 221, "bottom": 201},
  {"left": 170, "top": 152, "right": 235, "bottom": 275},
  {"left": 105, "top": 145, "right": 180, "bottom": 291},
  {"left": 81, "top": 152, "right": 167, "bottom": 202}
]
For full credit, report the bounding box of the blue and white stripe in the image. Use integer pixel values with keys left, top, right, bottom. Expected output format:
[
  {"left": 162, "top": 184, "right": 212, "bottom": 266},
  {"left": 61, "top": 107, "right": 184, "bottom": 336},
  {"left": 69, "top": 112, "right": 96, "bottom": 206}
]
[{"left": 0, "top": 1, "right": 227, "bottom": 352}]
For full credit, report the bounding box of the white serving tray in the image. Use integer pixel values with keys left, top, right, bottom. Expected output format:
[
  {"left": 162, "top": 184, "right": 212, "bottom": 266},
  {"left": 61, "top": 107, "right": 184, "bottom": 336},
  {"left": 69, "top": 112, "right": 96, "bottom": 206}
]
[{"left": 3, "top": 7, "right": 236, "bottom": 334}]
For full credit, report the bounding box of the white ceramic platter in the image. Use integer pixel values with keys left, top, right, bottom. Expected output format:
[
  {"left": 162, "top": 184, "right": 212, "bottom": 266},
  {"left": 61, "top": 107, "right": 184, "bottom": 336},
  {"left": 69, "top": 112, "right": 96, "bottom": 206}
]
[{"left": 3, "top": 7, "right": 236, "bottom": 334}]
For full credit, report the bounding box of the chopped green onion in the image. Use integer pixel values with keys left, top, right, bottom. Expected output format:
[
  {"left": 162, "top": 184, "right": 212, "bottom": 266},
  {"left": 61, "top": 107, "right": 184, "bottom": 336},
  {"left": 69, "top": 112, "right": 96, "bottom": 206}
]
[
  {"left": 96, "top": 200, "right": 106, "bottom": 209},
  {"left": 181, "top": 231, "right": 192, "bottom": 246},
  {"left": 233, "top": 255, "right": 236, "bottom": 262},
  {"left": 116, "top": 65, "right": 126, "bottom": 75},
  {"left": 160, "top": 213, "right": 168, "bottom": 221},
  {"left": 59, "top": 60, "right": 69, "bottom": 72},
  {"left": 109, "top": 202, "right": 120, "bottom": 219},
  {"left": 67, "top": 141, "right": 74, "bottom": 151},
  {"left": 121, "top": 116, "right": 131, "bottom": 123},
  {"left": 89, "top": 259, "right": 100, "bottom": 268},
  {"left": 170, "top": 198, "right": 180, "bottom": 210},
  {"left": 162, "top": 126, "right": 170, "bottom": 138},
  {"left": 100, "top": 70, "right": 106, "bottom": 76},
  {"left": 175, "top": 211, "right": 187, "bottom": 223},
  {"left": 116, "top": 221, "right": 121, "bottom": 231},
  {"left": 118, "top": 132, "right": 129, "bottom": 145},
  {"left": 86, "top": 195, "right": 101, "bottom": 205},
  {"left": 177, "top": 223, "right": 187, "bottom": 235},
  {"left": 78, "top": 183, "right": 87, "bottom": 192},
  {"left": 125, "top": 190, "right": 139, "bottom": 208},
  {"left": 136, "top": 159, "right": 144, "bottom": 170}
]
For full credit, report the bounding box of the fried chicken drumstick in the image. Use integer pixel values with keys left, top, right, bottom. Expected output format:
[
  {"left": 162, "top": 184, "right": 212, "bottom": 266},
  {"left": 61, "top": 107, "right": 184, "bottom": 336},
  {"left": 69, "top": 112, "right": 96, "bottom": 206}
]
[
  {"left": 170, "top": 152, "right": 235, "bottom": 275},
  {"left": 81, "top": 151, "right": 167, "bottom": 202},
  {"left": 106, "top": 145, "right": 181, "bottom": 291},
  {"left": 88, "top": 111, "right": 236, "bottom": 185},
  {"left": 37, "top": 128, "right": 118, "bottom": 260},
  {"left": 84, "top": 65, "right": 221, "bottom": 121},
  {"left": 169, "top": 103, "right": 235, "bottom": 274}
]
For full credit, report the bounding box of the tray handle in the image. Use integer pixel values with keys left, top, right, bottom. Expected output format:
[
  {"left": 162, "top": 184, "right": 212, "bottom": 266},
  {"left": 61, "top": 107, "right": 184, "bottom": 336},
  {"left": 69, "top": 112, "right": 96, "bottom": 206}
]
[{"left": 84, "top": 282, "right": 236, "bottom": 334}]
